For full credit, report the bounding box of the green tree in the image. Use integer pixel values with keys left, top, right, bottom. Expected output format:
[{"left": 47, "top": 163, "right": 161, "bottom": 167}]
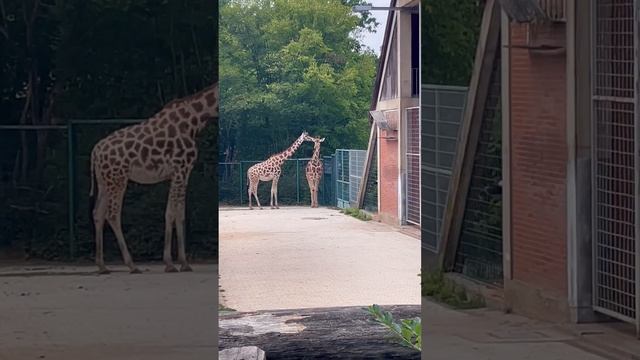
[
  {"left": 219, "top": 0, "right": 377, "bottom": 163},
  {"left": 422, "top": 0, "right": 483, "bottom": 85},
  {"left": 0, "top": 0, "right": 218, "bottom": 260}
]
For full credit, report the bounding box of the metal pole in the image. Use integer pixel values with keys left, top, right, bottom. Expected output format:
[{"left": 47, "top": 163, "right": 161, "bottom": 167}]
[
  {"left": 296, "top": 159, "right": 300, "bottom": 204},
  {"left": 239, "top": 162, "right": 243, "bottom": 205},
  {"left": 635, "top": 0, "right": 640, "bottom": 339},
  {"left": 67, "top": 122, "right": 76, "bottom": 260}
]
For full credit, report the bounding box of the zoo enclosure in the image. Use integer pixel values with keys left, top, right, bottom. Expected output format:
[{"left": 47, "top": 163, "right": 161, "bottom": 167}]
[
  {"left": 218, "top": 149, "right": 371, "bottom": 209},
  {"left": 0, "top": 119, "right": 217, "bottom": 260}
]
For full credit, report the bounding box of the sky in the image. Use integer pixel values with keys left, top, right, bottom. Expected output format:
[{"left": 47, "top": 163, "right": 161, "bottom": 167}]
[{"left": 356, "top": 0, "right": 390, "bottom": 55}]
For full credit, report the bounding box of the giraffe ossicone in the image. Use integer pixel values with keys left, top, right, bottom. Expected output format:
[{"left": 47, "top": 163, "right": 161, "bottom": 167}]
[
  {"left": 247, "top": 131, "right": 309, "bottom": 210},
  {"left": 304, "top": 135, "right": 325, "bottom": 208},
  {"left": 89, "top": 83, "right": 219, "bottom": 274}
]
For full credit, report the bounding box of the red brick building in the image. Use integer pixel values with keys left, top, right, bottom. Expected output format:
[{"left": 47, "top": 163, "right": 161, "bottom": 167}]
[
  {"left": 429, "top": 0, "right": 640, "bottom": 335},
  {"left": 365, "top": 0, "right": 421, "bottom": 227}
]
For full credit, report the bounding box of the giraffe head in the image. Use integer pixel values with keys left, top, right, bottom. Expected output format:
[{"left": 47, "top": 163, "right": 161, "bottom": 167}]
[{"left": 304, "top": 135, "right": 325, "bottom": 145}]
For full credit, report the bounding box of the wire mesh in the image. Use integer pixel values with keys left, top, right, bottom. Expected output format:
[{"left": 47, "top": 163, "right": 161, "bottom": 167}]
[
  {"left": 406, "top": 107, "right": 421, "bottom": 225},
  {"left": 334, "top": 149, "right": 367, "bottom": 209},
  {"left": 592, "top": 0, "right": 637, "bottom": 322},
  {"left": 362, "top": 142, "right": 379, "bottom": 213},
  {"left": 454, "top": 48, "right": 503, "bottom": 284},
  {"left": 348, "top": 150, "right": 367, "bottom": 205},
  {"left": 217, "top": 158, "right": 333, "bottom": 207},
  {"left": 0, "top": 120, "right": 217, "bottom": 261},
  {"left": 421, "top": 85, "right": 468, "bottom": 251}
]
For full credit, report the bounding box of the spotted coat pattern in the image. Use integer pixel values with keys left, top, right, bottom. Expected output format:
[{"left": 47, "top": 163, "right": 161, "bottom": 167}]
[
  {"left": 304, "top": 136, "right": 325, "bottom": 208},
  {"left": 90, "top": 83, "right": 219, "bottom": 274},
  {"left": 246, "top": 132, "right": 308, "bottom": 209}
]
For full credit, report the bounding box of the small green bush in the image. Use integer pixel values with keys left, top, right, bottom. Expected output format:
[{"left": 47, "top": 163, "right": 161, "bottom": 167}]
[
  {"left": 421, "top": 270, "right": 485, "bottom": 309},
  {"left": 341, "top": 207, "right": 372, "bottom": 221}
]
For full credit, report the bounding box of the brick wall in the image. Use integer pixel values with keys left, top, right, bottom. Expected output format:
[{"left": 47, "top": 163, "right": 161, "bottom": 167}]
[
  {"left": 378, "top": 115, "right": 399, "bottom": 224},
  {"left": 509, "top": 23, "right": 568, "bottom": 303}
]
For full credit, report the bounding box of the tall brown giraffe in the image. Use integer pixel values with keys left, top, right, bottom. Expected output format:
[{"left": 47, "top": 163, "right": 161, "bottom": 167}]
[
  {"left": 304, "top": 135, "right": 325, "bottom": 208},
  {"left": 247, "top": 131, "right": 308, "bottom": 210},
  {"left": 89, "top": 83, "right": 219, "bottom": 274}
]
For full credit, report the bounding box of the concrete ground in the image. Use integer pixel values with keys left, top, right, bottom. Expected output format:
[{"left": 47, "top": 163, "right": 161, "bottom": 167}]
[
  {"left": 424, "top": 297, "right": 640, "bottom": 360},
  {"left": 0, "top": 263, "right": 218, "bottom": 360},
  {"left": 218, "top": 206, "right": 421, "bottom": 312}
]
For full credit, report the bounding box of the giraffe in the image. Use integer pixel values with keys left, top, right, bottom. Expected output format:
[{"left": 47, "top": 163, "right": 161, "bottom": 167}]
[
  {"left": 89, "top": 83, "right": 219, "bottom": 274},
  {"left": 304, "top": 135, "right": 325, "bottom": 208},
  {"left": 247, "top": 131, "right": 308, "bottom": 210}
]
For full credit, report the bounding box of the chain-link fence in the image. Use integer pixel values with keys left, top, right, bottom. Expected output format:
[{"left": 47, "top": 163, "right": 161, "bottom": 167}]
[
  {"left": 218, "top": 157, "right": 335, "bottom": 207},
  {"left": 453, "top": 48, "right": 503, "bottom": 284},
  {"left": 219, "top": 149, "right": 370, "bottom": 210},
  {"left": 0, "top": 119, "right": 217, "bottom": 261}
]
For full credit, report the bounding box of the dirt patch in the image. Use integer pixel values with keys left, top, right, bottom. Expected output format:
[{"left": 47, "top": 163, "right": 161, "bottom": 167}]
[{"left": 0, "top": 264, "right": 218, "bottom": 360}]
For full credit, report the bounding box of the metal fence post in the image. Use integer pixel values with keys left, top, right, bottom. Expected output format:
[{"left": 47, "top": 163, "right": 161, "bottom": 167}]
[
  {"left": 239, "top": 162, "right": 243, "bottom": 205},
  {"left": 67, "top": 122, "right": 76, "bottom": 260},
  {"left": 296, "top": 159, "right": 300, "bottom": 204}
]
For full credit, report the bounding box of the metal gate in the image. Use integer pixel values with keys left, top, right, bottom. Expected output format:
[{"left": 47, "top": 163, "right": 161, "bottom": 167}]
[
  {"left": 406, "top": 107, "right": 421, "bottom": 225},
  {"left": 591, "top": 0, "right": 640, "bottom": 332},
  {"left": 335, "top": 149, "right": 366, "bottom": 209},
  {"left": 422, "top": 85, "right": 468, "bottom": 251}
]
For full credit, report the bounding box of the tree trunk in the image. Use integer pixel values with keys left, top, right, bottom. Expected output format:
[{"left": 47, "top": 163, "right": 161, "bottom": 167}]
[{"left": 220, "top": 306, "right": 421, "bottom": 359}]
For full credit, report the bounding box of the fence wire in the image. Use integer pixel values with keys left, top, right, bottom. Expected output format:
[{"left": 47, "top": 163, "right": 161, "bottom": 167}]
[
  {"left": 421, "top": 85, "right": 468, "bottom": 251},
  {"left": 453, "top": 47, "right": 503, "bottom": 284},
  {"left": 0, "top": 120, "right": 217, "bottom": 261},
  {"left": 592, "top": 0, "right": 637, "bottom": 323},
  {"left": 218, "top": 158, "right": 334, "bottom": 207}
]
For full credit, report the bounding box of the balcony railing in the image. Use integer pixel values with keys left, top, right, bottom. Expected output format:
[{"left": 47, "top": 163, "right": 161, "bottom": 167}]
[{"left": 538, "top": 0, "right": 565, "bottom": 22}]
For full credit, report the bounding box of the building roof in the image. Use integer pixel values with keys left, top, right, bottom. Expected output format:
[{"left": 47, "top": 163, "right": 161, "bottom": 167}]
[{"left": 369, "top": 0, "right": 397, "bottom": 117}]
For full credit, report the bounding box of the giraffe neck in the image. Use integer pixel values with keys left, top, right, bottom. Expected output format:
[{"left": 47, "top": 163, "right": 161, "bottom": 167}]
[
  {"left": 157, "top": 83, "right": 219, "bottom": 135},
  {"left": 312, "top": 144, "right": 321, "bottom": 160},
  {"left": 275, "top": 135, "right": 305, "bottom": 162}
]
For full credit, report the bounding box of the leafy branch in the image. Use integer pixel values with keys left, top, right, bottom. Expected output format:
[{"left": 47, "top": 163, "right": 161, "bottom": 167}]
[{"left": 366, "top": 304, "right": 422, "bottom": 352}]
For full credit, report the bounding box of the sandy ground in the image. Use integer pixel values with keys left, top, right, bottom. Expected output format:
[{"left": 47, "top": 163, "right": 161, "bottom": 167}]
[
  {"left": 218, "top": 206, "right": 421, "bottom": 312},
  {"left": 423, "top": 298, "right": 640, "bottom": 360},
  {"left": 0, "top": 264, "right": 217, "bottom": 360}
]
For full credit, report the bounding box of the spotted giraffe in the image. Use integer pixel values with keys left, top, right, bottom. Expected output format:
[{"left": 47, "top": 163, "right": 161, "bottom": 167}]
[
  {"left": 89, "top": 83, "right": 219, "bottom": 274},
  {"left": 304, "top": 135, "right": 325, "bottom": 208},
  {"left": 247, "top": 131, "right": 308, "bottom": 210}
]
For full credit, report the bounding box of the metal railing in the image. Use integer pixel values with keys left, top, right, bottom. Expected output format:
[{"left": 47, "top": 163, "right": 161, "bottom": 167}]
[{"left": 538, "top": 0, "right": 565, "bottom": 21}]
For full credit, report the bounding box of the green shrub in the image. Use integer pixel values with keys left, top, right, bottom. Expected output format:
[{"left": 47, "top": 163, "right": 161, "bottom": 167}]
[
  {"left": 421, "top": 270, "right": 485, "bottom": 309},
  {"left": 341, "top": 207, "right": 372, "bottom": 221},
  {"left": 366, "top": 304, "right": 421, "bottom": 352}
]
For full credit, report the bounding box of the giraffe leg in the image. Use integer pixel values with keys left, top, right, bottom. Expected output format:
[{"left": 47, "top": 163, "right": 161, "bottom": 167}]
[
  {"left": 248, "top": 181, "right": 253, "bottom": 210},
  {"left": 313, "top": 180, "right": 320, "bottom": 208},
  {"left": 93, "top": 191, "right": 110, "bottom": 274},
  {"left": 252, "top": 182, "right": 263, "bottom": 210},
  {"left": 270, "top": 180, "right": 275, "bottom": 209},
  {"left": 272, "top": 177, "right": 280, "bottom": 209},
  {"left": 106, "top": 179, "right": 140, "bottom": 274},
  {"left": 307, "top": 178, "right": 313, "bottom": 208},
  {"left": 163, "top": 198, "right": 178, "bottom": 273},
  {"left": 167, "top": 173, "right": 192, "bottom": 272}
]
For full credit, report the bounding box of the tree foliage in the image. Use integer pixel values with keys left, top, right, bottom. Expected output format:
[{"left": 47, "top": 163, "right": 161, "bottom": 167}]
[
  {"left": 422, "top": 0, "right": 483, "bottom": 86},
  {"left": 219, "top": 0, "right": 378, "bottom": 163},
  {"left": 0, "top": 0, "right": 217, "bottom": 260}
]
